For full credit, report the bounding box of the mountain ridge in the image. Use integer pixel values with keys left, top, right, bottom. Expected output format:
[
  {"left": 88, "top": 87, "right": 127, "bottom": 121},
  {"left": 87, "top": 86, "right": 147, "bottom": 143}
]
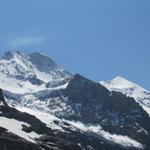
[{"left": 0, "top": 51, "right": 150, "bottom": 150}]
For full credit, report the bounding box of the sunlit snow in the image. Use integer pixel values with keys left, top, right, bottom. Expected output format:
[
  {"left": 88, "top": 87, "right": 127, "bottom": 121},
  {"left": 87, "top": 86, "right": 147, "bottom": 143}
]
[{"left": 0, "top": 116, "right": 41, "bottom": 143}]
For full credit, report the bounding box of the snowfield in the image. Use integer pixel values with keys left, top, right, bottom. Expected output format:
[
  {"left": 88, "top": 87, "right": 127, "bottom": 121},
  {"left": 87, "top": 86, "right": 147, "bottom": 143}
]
[
  {"left": 16, "top": 106, "right": 65, "bottom": 131},
  {"left": 0, "top": 116, "right": 41, "bottom": 143}
]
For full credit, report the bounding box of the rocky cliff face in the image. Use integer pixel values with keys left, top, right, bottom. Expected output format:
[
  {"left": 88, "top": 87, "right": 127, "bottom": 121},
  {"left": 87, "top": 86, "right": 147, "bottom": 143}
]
[
  {"left": 47, "top": 74, "right": 150, "bottom": 149},
  {"left": 0, "top": 89, "right": 8, "bottom": 107}
]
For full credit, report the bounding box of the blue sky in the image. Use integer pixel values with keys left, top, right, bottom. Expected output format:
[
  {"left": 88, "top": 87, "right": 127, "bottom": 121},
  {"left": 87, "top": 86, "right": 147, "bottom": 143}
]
[{"left": 0, "top": 0, "right": 150, "bottom": 90}]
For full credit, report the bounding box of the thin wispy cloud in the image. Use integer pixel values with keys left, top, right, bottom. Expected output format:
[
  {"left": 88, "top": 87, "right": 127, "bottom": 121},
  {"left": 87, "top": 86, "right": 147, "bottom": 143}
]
[{"left": 8, "top": 36, "right": 45, "bottom": 48}]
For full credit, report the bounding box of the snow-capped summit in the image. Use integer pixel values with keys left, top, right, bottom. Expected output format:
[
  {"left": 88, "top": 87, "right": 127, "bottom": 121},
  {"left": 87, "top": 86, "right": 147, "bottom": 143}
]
[
  {"left": 0, "top": 51, "right": 71, "bottom": 94},
  {"left": 101, "top": 76, "right": 148, "bottom": 96},
  {"left": 2, "top": 51, "right": 25, "bottom": 59},
  {"left": 100, "top": 76, "right": 150, "bottom": 116},
  {"left": 29, "top": 52, "right": 57, "bottom": 71},
  {"left": 1, "top": 51, "right": 34, "bottom": 78},
  {"left": 29, "top": 52, "right": 71, "bottom": 79}
]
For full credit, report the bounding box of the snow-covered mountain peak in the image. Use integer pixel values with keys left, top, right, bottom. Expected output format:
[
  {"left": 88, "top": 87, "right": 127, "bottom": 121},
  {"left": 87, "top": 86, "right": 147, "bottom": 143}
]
[
  {"left": 2, "top": 51, "right": 25, "bottom": 60},
  {"left": 110, "top": 76, "right": 132, "bottom": 85},
  {"left": 101, "top": 76, "right": 148, "bottom": 93},
  {"left": 29, "top": 51, "right": 71, "bottom": 79},
  {"left": 0, "top": 51, "right": 72, "bottom": 94},
  {"left": 29, "top": 52, "right": 56, "bottom": 68},
  {"left": 100, "top": 76, "right": 150, "bottom": 116},
  {"left": 29, "top": 52, "right": 57, "bottom": 72},
  {"left": 107, "top": 76, "right": 147, "bottom": 92},
  {"left": 0, "top": 51, "right": 33, "bottom": 79}
]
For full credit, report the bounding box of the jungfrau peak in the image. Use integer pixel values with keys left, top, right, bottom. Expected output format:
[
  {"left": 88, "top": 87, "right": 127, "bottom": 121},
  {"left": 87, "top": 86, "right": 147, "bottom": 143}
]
[{"left": 0, "top": 51, "right": 71, "bottom": 93}]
